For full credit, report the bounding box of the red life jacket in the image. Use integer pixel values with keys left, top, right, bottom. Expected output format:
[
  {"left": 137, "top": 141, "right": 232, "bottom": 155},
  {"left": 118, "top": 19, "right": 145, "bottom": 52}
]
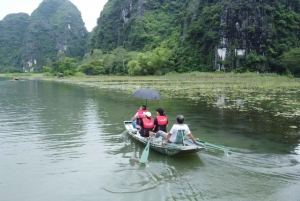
[
  {"left": 142, "top": 118, "right": 154, "bottom": 128},
  {"left": 137, "top": 109, "right": 148, "bottom": 125},
  {"left": 141, "top": 118, "right": 154, "bottom": 137},
  {"left": 138, "top": 109, "right": 148, "bottom": 118},
  {"left": 155, "top": 115, "right": 168, "bottom": 132},
  {"left": 156, "top": 116, "right": 168, "bottom": 126}
]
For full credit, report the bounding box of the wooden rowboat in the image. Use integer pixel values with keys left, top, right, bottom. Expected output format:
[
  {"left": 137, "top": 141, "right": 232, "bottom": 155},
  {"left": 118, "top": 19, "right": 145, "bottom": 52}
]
[{"left": 124, "top": 121, "right": 205, "bottom": 156}]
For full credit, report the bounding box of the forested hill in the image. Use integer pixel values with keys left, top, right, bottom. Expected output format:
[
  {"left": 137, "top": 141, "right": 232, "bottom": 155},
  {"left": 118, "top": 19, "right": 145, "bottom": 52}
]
[
  {"left": 91, "top": 0, "right": 300, "bottom": 75},
  {"left": 0, "top": 0, "right": 88, "bottom": 73},
  {"left": 0, "top": 13, "right": 30, "bottom": 71}
]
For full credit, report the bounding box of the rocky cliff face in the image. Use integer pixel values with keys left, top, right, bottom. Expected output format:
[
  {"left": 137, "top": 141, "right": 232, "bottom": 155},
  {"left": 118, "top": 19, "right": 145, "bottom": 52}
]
[
  {"left": 0, "top": 0, "right": 88, "bottom": 72},
  {"left": 91, "top": 0, "right": 185, "bottom": 52},
  {"left": 92, "top": 0, "right": 300, "bottom": 73},
  {"left": 0, "top": 13, "right": 30, "bottom": 69}
]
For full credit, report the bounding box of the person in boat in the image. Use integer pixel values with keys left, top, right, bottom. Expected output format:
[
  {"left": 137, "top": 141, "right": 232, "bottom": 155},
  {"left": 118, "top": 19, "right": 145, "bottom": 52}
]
[
  {"left": 139, "top": 111, "right": 154, "bottom": 137},
  {"left": 131, "top": 105, "right": 148, "bottom": 128},
  {"left": 149, "top": 115, "right": 198, "bottom": 145},
  {"left": 152, "top": 108, "right": 168, "bottom": 133}
]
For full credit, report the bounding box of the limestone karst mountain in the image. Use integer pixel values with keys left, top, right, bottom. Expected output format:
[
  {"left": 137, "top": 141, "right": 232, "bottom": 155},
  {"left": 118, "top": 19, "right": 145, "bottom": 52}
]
[
  {"left": 91, "top": 0, "right": 300, "bottom": 73},
  {"left": 0, "top": 0, "right": 88, "bottom": 72}
]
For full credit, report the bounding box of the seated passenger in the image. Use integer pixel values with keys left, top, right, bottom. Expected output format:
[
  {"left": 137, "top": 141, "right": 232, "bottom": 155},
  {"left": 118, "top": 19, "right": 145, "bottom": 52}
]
[
  {"left": 140, "top": 112, "right": 154, "bottom": 137},
  {"left": 131, "top": 105, "right": 148, "bottom": 128},
  {"left": 152, "top": 108, "right": 168, "bottom": 133},
  {"left": 150, "top": 115, "right": 197, "bottom": 145}
]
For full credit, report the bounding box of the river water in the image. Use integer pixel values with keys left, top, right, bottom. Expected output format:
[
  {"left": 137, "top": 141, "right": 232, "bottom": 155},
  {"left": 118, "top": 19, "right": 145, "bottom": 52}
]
[{"left": 0, "top": 77, "right": 299, "bottom": 201}]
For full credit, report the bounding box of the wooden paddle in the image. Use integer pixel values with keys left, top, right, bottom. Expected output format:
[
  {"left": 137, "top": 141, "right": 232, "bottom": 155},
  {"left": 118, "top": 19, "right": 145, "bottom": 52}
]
[{"left": 139, "top": 141, "right": 150, "bottom": 163}]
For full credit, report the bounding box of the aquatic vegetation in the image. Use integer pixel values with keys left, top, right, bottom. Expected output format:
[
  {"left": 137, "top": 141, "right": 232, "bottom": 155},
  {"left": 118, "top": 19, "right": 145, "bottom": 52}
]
[{"left": 17, "top": 72, "right": 300, "bottom": 119}]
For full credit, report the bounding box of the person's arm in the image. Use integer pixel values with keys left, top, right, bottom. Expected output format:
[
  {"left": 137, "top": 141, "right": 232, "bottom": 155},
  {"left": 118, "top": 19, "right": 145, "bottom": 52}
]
[
  {"left": 131, "top": 112, "right": 138, "bottom": 120},
  {"left": 152, "top": 118, "right": 157, "bottom": 131},
  {"left": 152, "top": 125, "right": 156, "bottom": 132},
  {"left": 187, "top": 133, "right": 197, "bottom": 144},
  {"left": 163, "top": 133, "right": 172, "bottom": 145}
]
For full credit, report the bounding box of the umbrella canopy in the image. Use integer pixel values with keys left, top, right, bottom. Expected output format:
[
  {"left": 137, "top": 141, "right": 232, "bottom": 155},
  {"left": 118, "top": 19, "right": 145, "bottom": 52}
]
[{"left": 132, "top": 88, "right": 162, "bottom": 101}]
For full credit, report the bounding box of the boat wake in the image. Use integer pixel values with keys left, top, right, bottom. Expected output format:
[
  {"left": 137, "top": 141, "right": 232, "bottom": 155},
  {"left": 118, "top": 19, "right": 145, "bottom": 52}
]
[{"left": 103, "top": 169, "right": 157, "bottom": 193}]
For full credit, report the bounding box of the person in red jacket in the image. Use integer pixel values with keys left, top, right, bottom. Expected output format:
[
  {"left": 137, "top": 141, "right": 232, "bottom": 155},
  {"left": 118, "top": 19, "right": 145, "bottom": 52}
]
[
  {"left": 131, "top": 105, "right": 148, "bottom": 128},
  {"left": 139, "top": 111, "right": 154, "bottom": 137},
  {"left": 152, "top": 108, "right": 168, "bottom": 133}
]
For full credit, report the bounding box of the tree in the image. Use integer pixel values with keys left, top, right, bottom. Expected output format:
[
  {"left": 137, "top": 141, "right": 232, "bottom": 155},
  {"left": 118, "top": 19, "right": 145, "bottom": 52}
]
[
  {"left": 79, "top": 59, "right": 105, "bottom": 75},
  {"left": 103, "top": 54, "right": 116, "bottom": 74},
  {"left": 91, "top": 49, "right": 103, "bottom": 60},
  {"left": 279, "top": 48, "right": 300, "bottom": 76},
  {"left": 57, "top": 52, "right": 67, "bottom": 61},
  {"left": 127, "top": 60, "right": 142, "bottom": 75},
  {"left": 52, "top": 57, "right": 77, "bottom": 76},
  {"left": 245, "top": 51, "right": 266, "bottom": 72},
  {"left": 112, "top": 47, "right": 127, "bottom": 73}
]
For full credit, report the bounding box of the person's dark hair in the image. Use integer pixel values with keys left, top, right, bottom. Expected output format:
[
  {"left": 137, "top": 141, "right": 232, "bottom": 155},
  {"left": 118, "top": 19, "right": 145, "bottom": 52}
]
[
  {"left": 176, "top": 115, "right": 184, "bottom": 124},
  {"left": 141, "top": 105, "right": 147, "bottom": 110},
  {"left": 156, "top": 108, "right": 164, "bottom": 115}
]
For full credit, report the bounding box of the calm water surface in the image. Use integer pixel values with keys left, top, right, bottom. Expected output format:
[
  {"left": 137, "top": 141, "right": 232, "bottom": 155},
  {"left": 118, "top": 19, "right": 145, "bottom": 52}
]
[{"left": 0, "top": 78, "right": 299, "bottom": 201}]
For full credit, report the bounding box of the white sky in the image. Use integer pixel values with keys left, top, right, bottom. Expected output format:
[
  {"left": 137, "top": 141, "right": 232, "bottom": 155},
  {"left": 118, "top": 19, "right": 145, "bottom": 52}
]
[{"left": 0, "top": 0, "right": 108, "bottom": 31}]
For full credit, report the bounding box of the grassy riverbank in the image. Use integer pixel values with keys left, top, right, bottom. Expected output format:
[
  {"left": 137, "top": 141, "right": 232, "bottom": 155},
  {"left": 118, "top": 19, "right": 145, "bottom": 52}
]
[{"left": 2, "top": 72, "right": 300, "bottom": 118}]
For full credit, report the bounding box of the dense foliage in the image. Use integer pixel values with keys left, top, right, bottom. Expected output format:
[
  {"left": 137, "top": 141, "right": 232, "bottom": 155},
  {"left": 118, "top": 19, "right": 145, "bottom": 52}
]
[
  {"left": 2, "top": 0, "right": 300, "bottom": 77},
  {"left": 89, "top": 0, "right": 300, "bottom": 76},
  {"left": 0, "top": 0, "right": 88, "bottom": 73},
  {"left": 0, "top": 13, "right": 29, "bottom": 72}
]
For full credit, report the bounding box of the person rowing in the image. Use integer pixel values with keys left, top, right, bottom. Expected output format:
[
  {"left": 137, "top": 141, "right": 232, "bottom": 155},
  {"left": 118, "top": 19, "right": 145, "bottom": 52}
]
[{"left": 149, "top": 115, "right": 197, "bottom": 145}]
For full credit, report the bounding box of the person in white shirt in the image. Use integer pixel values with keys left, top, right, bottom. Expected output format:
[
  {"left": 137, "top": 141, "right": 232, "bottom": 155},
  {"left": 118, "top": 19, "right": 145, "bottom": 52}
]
[{"left": 150, "top": 115, "right": 198, "bottom": 145}]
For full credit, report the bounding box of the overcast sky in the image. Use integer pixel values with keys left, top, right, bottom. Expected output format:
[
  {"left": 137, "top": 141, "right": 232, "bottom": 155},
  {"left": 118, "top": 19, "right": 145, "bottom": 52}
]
[{"left": 0, "top": 0, "right": 108, "bottom": 31}]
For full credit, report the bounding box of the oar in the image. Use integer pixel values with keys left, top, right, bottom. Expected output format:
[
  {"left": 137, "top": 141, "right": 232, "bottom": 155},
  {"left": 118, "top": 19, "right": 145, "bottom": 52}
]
[
  {"left": 139, "top": 141, "right": 150, "bottom": 163},
  {"left": 196, "top": 139, "right": 230, "bottom": 152}
]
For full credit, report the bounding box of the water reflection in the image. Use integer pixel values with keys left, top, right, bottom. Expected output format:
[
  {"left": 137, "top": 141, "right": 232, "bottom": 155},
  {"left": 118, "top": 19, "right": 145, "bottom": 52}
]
[
  {"left": 235, "top": 99, "right": 244, "bottom": 106},
  {"left": 215, "top": 95, "right": 226, "bottom": 107}
]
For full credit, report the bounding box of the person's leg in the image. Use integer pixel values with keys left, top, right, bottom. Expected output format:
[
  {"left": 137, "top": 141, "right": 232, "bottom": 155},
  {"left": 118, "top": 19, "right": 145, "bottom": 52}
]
[
  {"left": 131, "top": 119, "right": 137, "bottom": 128},
  {"left": 155, "top": 130, "right": 168, "bottom": 139}
]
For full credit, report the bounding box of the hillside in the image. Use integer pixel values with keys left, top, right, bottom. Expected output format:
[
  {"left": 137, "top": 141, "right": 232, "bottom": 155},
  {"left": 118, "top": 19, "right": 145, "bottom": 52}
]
[
  {"left": 0, "top": 0, "right": 88, "bottom": 72},
  {"left": 0, "top": 13, "right": 30, "bottom": 72},
  {"left": 91, "top": 0, "right": 300, "bottom": 75}
]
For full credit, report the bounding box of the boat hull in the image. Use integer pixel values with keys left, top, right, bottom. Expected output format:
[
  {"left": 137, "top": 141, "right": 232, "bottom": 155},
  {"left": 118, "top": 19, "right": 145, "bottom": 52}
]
[{"left": 124, "top": 121, "right": 204, "bottom": 156}]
